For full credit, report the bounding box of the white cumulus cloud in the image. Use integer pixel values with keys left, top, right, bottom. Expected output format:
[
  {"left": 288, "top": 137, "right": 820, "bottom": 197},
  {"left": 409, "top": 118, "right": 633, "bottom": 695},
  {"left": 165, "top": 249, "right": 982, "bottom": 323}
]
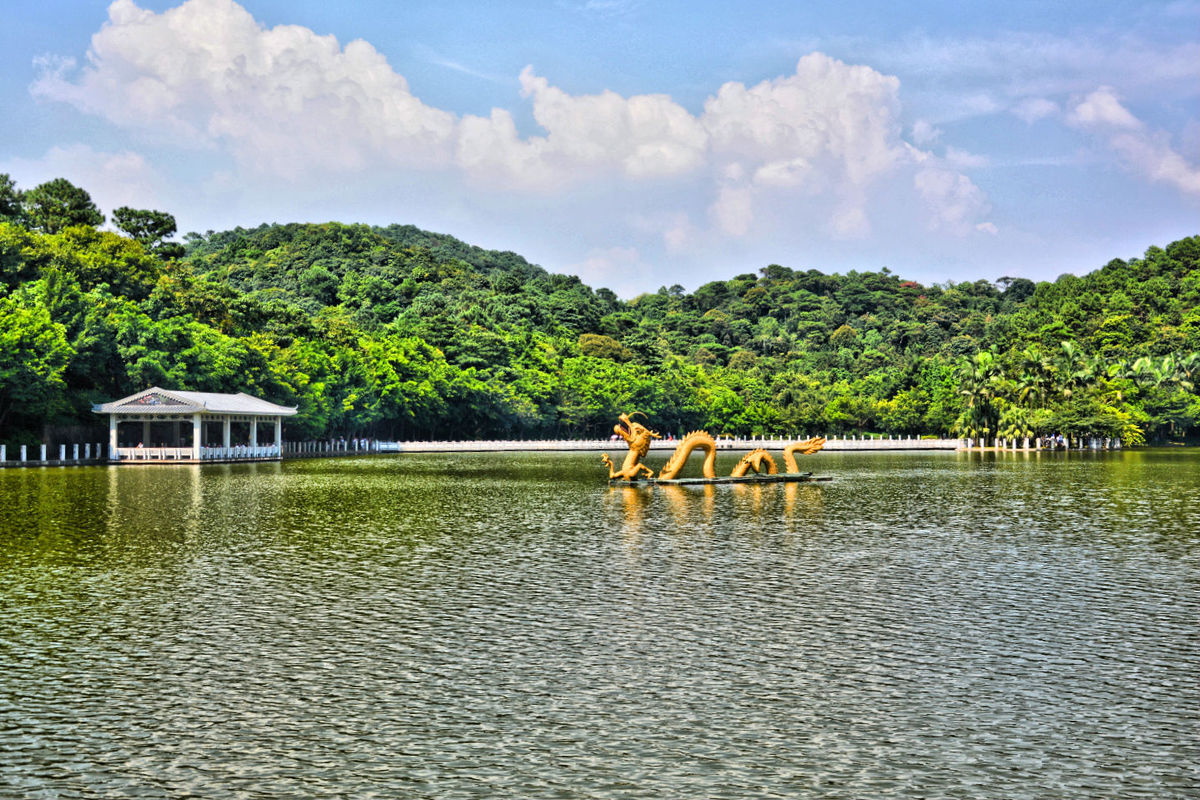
[
  {"left": 1068, "top": 86, "right": 1142, "bottom": 129},
  {"left": 457, "top": 66, "right": 708, "bottom": 188},
  {"left": 698, "top": 53, "right": 949, "bottom": 237},
  {"left": 911, "top": 119, "right": 942, "bottom": 146},
  {"left": 914, "top": 167, "right": 993, "bottom": 234},
  {"left": 1069, "top": 87, "right": 1200, "bottom": 196},
  {"left": 28, "top": 0, "right": 998, "bottom": 255},
  {"left": 33, "top": 0, "right": 457, "bottom": 176},
  {"left": 703, "top": 53, "right": 905, "bottom": 187}
]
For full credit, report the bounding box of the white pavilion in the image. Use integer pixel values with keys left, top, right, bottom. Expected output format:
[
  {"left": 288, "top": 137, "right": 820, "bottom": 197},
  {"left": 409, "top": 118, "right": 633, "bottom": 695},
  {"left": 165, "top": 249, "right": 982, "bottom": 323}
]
[{"left": 93, "top": 387, "right": 297, "bottom": 463}]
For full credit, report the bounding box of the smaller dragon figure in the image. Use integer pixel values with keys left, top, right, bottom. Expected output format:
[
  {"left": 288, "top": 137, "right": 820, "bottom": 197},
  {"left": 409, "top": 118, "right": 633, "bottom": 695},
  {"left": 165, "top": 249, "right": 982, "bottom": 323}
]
[
  {"left": 601, "top": 412, "right": 660, "bottom": 481},
  {"left": 782, "top": 437, "right": 826, "bottom": 472},
  {"left": 731, "top": 448, "right": 777, "bottom": 477},
  {"left": 713, "top": 437, "right": 828, "bottom": 477}
]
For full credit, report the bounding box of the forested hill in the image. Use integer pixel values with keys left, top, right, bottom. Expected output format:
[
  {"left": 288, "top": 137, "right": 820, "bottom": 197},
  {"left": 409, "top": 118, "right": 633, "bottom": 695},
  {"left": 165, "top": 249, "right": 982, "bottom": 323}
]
[
  {"left": 0, "top": 174, "right": 1197, "bottom": 444},
  {"left": 185, "top": 222, "right": 549, "bottom": 284}
]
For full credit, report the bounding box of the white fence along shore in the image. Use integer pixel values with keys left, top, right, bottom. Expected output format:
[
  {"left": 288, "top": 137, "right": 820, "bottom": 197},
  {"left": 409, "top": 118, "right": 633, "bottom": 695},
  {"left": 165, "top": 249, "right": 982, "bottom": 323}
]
[
  {"left": 371, "top": 435, "right": 962, "bottom": 454},
  {"left": 0, "top": 443, "right": 108, "bottom": 468},
  {"left": 2, "top": 434, "right": 1128, "bottom": 468}
]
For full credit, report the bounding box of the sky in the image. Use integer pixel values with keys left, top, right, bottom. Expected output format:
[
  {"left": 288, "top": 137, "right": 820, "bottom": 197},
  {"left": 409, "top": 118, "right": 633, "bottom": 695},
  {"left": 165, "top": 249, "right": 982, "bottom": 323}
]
[{"left": 1, "top": 0, "right": 1198, "bottom": 296}]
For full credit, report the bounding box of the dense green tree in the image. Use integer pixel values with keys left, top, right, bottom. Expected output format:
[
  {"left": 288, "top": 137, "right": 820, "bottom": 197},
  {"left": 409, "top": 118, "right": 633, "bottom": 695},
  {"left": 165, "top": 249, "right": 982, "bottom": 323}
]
[
  {"left": 113, "top": 206, "right": 185, "bottom": 259},
  {"left": 578, "top": 333, "right": 634, "bottom": 362},
  {"left": 0, "top": 285, "right": 73, "bottom": 432},
  {"left": 20, "top": 178, "right": 104, "bottom": 234},
  {"left": 0, "top": 174, "right": 21, "bottom": 223},
  {"left": 953, "top": 351, "right": 1004, "bottom": 443}
]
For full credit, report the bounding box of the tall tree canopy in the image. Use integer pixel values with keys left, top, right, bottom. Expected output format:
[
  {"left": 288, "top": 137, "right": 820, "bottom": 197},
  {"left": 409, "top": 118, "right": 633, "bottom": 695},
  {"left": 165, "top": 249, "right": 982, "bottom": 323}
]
[
  {"left": 0, "top": 174, "right": 20, "bottom": 223},
  {"left": 20, "top": 178, "right": 104, "bottom": 234},
  {"left": 112, "top": 206, "right": 184, "bottom": 258}
]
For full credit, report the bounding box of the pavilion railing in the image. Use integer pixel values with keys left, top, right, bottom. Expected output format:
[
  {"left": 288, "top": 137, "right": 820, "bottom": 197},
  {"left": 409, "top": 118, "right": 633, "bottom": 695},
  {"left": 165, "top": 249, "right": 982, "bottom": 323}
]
[
  {"left": 114, "top": 445, "right": 282, "bottom": 461},
  {"left": 116, "top": 446, "right": 193, "bottom": 461},
  {"left": 198, "top": 445, "right": 281, "bottom": 460}
]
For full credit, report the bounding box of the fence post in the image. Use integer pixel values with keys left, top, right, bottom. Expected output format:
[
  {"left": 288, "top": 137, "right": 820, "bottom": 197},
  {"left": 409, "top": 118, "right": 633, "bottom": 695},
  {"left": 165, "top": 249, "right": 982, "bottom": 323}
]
[{"left": 41, "top": 444, "right": 47, "bottom": 461}]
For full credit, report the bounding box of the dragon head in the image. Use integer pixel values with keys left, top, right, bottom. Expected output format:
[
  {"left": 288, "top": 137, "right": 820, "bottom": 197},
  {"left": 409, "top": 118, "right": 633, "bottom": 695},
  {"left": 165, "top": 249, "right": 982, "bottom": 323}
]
[{"left": 615, "top": 412, "right": 661, "bottom": 445}]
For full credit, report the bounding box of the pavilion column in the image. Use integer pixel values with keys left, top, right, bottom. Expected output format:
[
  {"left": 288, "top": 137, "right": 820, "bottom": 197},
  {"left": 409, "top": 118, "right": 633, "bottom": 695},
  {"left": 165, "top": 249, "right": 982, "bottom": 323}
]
[
  {"left": 109, "top": 414, "right": 118, "bottom": 460},
  {"left": 275, "top": 417, "right": 282, "bottom": 457},
  {"left": 250, "top": 419, "right": 258, "bottom": 448},
  {"left": 173, "top": 420, "right": 182, "bottom": 449},
  {"left": 142, "top": 420, "right": 151, "bottom": 447},
  {"left": 222, "top": 417, "right": 231, "bottom": 453},
  {"left": 192, "top": 413, "right": 202, "bottom": 461}
]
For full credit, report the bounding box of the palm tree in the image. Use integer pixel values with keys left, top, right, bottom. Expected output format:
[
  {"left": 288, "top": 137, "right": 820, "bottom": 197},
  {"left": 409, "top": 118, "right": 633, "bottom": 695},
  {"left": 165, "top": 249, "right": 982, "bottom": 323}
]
[
  {"left": 1129, "top": 352, "right": 1197, "bottom": 440},
  {"left": 1018, "top": 344, "right": 1054, "bottom": 407},
  {"left": 1105, "top": 358, "right": 1137, "bottom": 402},
  {"left": 997, "top": 402, "right": 1033, "bottom": 445},
  {"left": 1164, "top": 352, "right": 1198, "bottom": 392},
  {"left": 956, "top": 351, "right": 1004, "bottom": 445},
  {"left": 1014, "top": 371, "right": 1043, "bottom": 407},
  {"left": 1054, "top": 341, "right": 1098, "bottom": 401},
  {"left": 1131, "top": 355, "right": 1159, "bottom": 389}
]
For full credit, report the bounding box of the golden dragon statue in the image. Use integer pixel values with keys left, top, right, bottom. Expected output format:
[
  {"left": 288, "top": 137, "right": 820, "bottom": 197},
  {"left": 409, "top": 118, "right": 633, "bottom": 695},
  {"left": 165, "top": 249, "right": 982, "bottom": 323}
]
[
  {"left": 729, "top": 438, "right": 827, "bottom": 476},
  {"left": 602, "top": 413, "right": 825, "bottom": 482},
  {"left": 600, "top": 412, "right": 661, "bottom": 480}
]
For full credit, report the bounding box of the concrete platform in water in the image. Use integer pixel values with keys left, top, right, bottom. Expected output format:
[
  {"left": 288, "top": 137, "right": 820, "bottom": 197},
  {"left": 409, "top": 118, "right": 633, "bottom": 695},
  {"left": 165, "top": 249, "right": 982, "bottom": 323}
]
[{"left": 610, "top": 472, "right": 832, "bottom": 486}]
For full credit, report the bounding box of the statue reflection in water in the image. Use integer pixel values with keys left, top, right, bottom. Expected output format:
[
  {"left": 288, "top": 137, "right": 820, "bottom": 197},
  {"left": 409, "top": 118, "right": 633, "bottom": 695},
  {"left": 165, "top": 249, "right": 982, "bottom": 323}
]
[
  {"left": 612, "top": 484, "right": 650, "bottom": 548},
  {"left": 610, "top": 479, "right": 823, "bottom": 543},
  {"left": 660, "top": 484, "right": 716, "bottom": 529},
  {"left": 784, "top": 481, "right": 824, "bottom": 519}
]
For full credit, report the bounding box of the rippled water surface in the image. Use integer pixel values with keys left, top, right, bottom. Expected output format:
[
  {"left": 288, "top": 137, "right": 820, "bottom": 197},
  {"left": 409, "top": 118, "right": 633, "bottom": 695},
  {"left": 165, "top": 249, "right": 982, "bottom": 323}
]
[{"left": 2, "top": 449, "right": 1198, "bottom": 798}]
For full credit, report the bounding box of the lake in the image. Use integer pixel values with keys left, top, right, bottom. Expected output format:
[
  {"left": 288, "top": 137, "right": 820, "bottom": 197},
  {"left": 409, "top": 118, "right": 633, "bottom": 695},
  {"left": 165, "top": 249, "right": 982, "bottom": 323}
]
[{"left": 2, "top": 449, "right": 1198, "bottom": 798}]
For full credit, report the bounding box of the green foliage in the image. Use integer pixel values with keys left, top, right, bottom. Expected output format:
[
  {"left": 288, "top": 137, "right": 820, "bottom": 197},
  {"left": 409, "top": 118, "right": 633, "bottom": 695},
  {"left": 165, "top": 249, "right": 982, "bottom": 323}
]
[
  {"left": 0, "top": 283, "right": 73, "bottom": 432},
  {"left": 0, "top": 174, "right": 21, "bottom": 223},
  {"left": 578, "top": 333, "right": 634, "bottom": 362},
  {"left": 0, "top": 181, "right": 1195, "bottom": 443},
  {"left": 20, "top": 178, "right": 104, "bottom": 234},
  {"left": 113, "top": 206, "right": 184, "bottom": 259}
]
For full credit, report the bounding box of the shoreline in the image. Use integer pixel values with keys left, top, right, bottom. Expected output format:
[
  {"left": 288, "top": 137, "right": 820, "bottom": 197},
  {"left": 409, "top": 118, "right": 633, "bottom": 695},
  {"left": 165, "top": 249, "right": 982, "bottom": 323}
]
[
  {"left": 8, "top": 437, "right": 1161, "bottom": 469},
  {"left": 0, "top": 436, "right": 958, "bottom": 468},
  {"left": 372, "top": 437, "right": 960, "bottom": 454}
]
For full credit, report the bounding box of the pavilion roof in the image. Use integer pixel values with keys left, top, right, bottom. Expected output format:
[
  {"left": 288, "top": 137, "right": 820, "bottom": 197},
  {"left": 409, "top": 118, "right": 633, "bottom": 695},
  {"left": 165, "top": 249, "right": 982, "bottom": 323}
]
[{"left": 92, "top": 387, "right": 298, "bottom": 416}]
